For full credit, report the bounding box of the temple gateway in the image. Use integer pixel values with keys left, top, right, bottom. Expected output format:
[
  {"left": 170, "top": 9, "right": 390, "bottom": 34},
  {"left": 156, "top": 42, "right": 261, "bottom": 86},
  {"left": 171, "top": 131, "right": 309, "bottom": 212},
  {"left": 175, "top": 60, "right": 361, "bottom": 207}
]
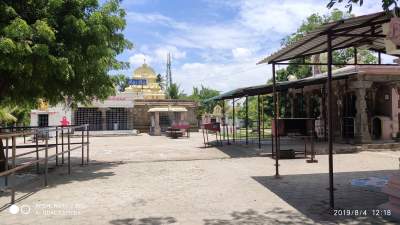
[{"left": 31, "top": 63, "right": 199, "bottom": 134}]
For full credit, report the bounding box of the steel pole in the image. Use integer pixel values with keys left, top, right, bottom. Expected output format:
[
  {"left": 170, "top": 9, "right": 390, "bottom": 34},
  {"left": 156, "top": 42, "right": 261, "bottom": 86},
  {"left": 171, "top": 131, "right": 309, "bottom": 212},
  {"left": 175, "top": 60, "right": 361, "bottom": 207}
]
[
  {"left": 68, "top": 128, "right": 71, "bottom": 175},
  {"left": 224, "top": 100, "right": 230, "bottom": 145},
  {"left": 55, "top": 128, "right": 58, "bottom": 166},
  {"left": 222, "top": 100, "right": 226, "bottom": 141},
  {"left": 272, "top": 63, "right": 280, "bottom": 178},
  {"left": 5, "top": 138, "right": 8, "bottom": 186},
  {"left": 81, "top": 129, "right": 84, "bottom": 166},
  {"left": 11, "top": 136, "right": 16, "bottom": 204},
  {"left": 35, "top": 132, "right": 39, "bottom": 173},
  {"left": 378, "top": 52, "right": 382, "bottom": 64},
  {"left": 257, "top": 95, "right": 261, "bottom": 149},
  {"left": 232, "top": 99, "right": 235, "bottom": 143},
  {"left": 61, "top": 128, "right": 64, "bottom": 164},
  {"left": 245, "top": 96, "right": 249, "bottom": 145},
  {"left": 327, "top": 32, "right": 335, "bottom": 209},
  {"left": 87, "top": 125, "right": 90, "bottom": 164},
  {"left": 44, "top": 134, "right": 48, "bottom": 186}
]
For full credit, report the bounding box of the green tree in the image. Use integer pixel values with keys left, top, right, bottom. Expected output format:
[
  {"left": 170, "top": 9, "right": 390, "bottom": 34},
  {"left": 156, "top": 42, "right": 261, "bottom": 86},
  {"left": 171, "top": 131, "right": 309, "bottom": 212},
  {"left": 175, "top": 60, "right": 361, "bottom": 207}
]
[
  {"left": 277, "top": 9, "right": 376, "bottom": 82},
  {"left": 0, "top": 0, "right": 132, "bottom": 106},
  {"left": 0, "top": 0, "right": 132, "bottom": 172},
  {"left": 327, "top": 0, "right": 398, "bottom": 12},
  {"left": 265, "top": 9, "right": 377, "bottom": 121},
  {"left": 237, "top": 97, "right": 260, "bottom": 128},
  {"left": 187, "top": 86, "right": 220, "bottom": 119},
  {"left": 166, "top": 83, "right": 185, "bottom": 99},
  {"left": 0, "top": 107, "right": 17, "bottom": 125},
  {"left": 113, "top": 74, "right": 129, "bottom": 92}
]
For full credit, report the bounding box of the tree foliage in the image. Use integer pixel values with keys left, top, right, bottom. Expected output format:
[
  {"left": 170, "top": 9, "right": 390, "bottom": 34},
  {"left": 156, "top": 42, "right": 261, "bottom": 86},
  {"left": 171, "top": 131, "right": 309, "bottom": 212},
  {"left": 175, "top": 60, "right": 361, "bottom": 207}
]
[
  {"left": 275, "top": 9, "right": 376, "bottom": 82},
  {"left": 261, "top": 9, "right": 377, "bottom": 121},
  {"left": 0, "top": 0, "right": 132, "bottom": 107},
  {"left": 112, "top": 74, "right": 129, "bottom": 92},
  {"left": 327, "top": 0, "right": 398, "bottom": 12},
  {"left": 166, "top": 83, "right": 185, "bottom": 99},
  {"left": 186, "top": 86, "right": 220, "bottom": 119}
]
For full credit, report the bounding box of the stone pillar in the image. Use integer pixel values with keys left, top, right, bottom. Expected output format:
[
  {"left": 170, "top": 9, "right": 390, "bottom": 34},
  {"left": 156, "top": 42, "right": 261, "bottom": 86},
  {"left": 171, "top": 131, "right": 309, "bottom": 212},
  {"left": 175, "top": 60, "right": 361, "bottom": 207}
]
[
  {"left": 354, "top": 87, "right": 372, "bottom": 143},
  {"left": 335, "top": 89, "right": 343, "bottom": 139},
  {"left": 321, "top": 88, "right": 327, "bottom": 140},
  {"left": 127, "top": 108, "right": 134, "bottom": 130},
  {"left": 154, "top": 111, "right": 161, "bottom": 135},
  {"left": 391, "top": 87, "right": 399, "bottom": 138},
  {"left": 180, "top": 112, "right": 187, "bottom": 122},
  {"left": 99, "top": 108, "right": 107, "bottom": 131}
]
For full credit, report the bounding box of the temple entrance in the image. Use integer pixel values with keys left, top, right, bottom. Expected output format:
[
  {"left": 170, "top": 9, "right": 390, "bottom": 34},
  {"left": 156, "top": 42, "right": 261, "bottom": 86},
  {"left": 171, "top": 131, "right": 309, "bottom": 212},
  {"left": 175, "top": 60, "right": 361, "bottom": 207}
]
[
  {"left": 106, "top": 108, "right": 128, "bottom": 130},
  {"left": 159, "top": 113, "right": 171, "bottom": 132},
  {"left": 342, "top": 93, "right": 356, "bottom": 139},
  {"left": 372, "top": 117, "right": 382, "bottom": 139}
]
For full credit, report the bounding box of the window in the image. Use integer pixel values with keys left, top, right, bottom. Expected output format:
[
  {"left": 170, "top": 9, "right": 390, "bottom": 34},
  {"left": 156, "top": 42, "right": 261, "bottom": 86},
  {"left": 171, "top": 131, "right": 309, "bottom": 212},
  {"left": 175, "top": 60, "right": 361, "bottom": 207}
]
[{"left": 38, "top": 114, "right": 49, "bottom": 127}]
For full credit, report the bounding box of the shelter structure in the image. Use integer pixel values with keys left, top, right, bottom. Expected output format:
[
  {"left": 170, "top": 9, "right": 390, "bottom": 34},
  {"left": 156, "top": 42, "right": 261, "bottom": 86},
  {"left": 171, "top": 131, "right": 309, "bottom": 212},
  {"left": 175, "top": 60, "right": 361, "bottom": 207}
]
[
  {"left": 148, "top": 106, "right": 188, "bottom": 135},
  {"left": 208, "top": 11, "right": 400, "bottom": 209}
]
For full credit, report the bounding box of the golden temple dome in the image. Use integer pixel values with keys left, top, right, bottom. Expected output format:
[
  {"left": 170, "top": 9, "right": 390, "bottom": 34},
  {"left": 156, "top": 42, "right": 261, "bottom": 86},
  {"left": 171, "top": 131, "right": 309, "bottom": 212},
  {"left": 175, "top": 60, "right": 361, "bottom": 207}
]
[
  {"left": 133, "top": 63, "right": 157, "bottom": 79},
  {"left": 124, "top": 62, "right": 165, "bottom": 100}
]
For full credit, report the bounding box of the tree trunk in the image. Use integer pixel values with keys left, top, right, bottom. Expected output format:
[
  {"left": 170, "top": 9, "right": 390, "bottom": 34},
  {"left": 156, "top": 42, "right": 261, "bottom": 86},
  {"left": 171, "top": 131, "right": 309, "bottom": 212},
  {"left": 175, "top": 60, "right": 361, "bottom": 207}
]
[{"left": 0, "top": 138, "right": 5, "bottom": 172}]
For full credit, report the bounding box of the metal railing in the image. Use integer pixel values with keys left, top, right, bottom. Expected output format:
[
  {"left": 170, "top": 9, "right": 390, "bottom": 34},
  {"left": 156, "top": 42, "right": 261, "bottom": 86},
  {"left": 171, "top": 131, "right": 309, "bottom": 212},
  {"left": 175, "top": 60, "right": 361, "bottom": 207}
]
[{"left": 0, "top": 124, "right": 90, "bottom": 205}]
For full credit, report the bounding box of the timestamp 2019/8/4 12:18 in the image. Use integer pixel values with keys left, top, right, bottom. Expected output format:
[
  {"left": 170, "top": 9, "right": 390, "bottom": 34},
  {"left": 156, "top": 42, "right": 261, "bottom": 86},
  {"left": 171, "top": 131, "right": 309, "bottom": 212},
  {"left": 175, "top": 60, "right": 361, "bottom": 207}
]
[{"left": 333, "top": 209, "right": 392, "bottom": 217}]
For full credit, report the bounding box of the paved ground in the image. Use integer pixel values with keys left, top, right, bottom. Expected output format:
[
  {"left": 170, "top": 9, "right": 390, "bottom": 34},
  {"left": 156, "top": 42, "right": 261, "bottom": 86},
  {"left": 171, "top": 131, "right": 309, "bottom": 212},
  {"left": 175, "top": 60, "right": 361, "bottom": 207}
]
[{"left": 0, "top": 132, "right": 399, "bottom": 225}]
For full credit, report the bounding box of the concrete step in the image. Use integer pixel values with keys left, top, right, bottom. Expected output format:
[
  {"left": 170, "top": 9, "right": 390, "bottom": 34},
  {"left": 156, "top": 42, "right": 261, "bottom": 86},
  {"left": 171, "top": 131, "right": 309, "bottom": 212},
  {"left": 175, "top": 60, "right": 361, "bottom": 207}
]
[
  {"left": 363, "top": 142, "right": 400, "bottom": 150},
  {"left": 359, "top": 148, "right": 400, "bottom": 152}
]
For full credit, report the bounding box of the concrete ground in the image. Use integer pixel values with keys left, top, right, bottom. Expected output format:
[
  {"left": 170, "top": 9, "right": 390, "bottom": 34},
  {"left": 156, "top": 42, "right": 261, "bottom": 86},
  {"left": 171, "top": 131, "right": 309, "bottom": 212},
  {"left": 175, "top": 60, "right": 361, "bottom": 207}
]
[{"left": 0, "top": 132, "right": 399, "bottom": 225}]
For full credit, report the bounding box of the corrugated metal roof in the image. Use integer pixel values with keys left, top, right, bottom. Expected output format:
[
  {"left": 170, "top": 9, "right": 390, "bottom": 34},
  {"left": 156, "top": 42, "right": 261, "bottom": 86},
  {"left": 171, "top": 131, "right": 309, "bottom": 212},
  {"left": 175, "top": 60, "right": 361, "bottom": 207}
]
[
  {"left": 208, "top": 69, "right": 357, "bottom": 101},
  {"left": 258, "top": 11, "right": 394, "bottom": 64}
]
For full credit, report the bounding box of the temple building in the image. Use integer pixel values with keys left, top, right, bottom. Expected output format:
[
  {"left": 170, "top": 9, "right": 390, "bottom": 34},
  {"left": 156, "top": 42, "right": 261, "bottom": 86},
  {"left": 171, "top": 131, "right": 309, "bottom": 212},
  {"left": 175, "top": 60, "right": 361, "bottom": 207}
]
[{"left": 31, "top": 63, "right": 199, "bottom": 134}]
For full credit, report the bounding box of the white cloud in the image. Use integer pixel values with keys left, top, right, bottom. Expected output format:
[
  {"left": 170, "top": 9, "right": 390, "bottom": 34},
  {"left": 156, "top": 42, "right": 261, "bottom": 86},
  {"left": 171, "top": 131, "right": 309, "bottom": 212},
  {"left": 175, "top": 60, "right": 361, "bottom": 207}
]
[
  {"left": 239, "top": 0, "right": 327, "bottom": 35},
  {"left": 154, "top": 46, "right": 187, "bottom": 61},
  {"left": 129, "top": 53, "right": 152, "bottom": 67},
  {"left": 126, "top": 11, "right": 188, "bottom": 30},
  {"left": 127, "top": 46, "right": 186, "bottom": 72},
  {"left": 232, "top": 47, "right": 252, "bottom": 59},
  {"left": 174, "top": 59, "right": 271, "bottom": 94}
]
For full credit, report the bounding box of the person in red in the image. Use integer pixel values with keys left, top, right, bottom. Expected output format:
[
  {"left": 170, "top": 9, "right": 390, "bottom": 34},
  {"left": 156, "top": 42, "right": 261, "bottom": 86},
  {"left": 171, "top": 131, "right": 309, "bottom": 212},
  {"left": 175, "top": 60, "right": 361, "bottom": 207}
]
[{"left": 60, "top": 116, "right": 70, "bottom": 126}]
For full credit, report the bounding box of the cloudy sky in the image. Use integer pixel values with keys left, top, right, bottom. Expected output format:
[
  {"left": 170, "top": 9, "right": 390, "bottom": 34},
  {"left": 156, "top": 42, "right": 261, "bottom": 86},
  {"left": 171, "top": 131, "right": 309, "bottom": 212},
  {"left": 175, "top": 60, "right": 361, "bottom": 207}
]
[{"left": 112, "top": 0, "right": 384, "bottom": 94}]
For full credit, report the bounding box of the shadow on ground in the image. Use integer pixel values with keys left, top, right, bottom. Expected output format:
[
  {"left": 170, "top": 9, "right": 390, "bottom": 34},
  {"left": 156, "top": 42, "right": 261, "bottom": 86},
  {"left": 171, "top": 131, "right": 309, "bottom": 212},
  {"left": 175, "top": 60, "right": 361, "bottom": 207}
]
[
  {"left": 109, "top": 216, "right": 177, "bottom": 225},
  {"left": 205, "top": 139, "right": 271, "bottom": 158},
  {"left": 107, "top": 208, "right": 313, "bottom": 225},
  {"left": 0, "top": 158, "right": 121, "bottom": 210},
  {"left": 203, "top": 208, "right": 315, "bottom": 225},
  {"left": 211, "top": 141, "right": 307, "bottom": 159},
  {"left": 253, "top": 170, "right": 399, "bottom": 224}
]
